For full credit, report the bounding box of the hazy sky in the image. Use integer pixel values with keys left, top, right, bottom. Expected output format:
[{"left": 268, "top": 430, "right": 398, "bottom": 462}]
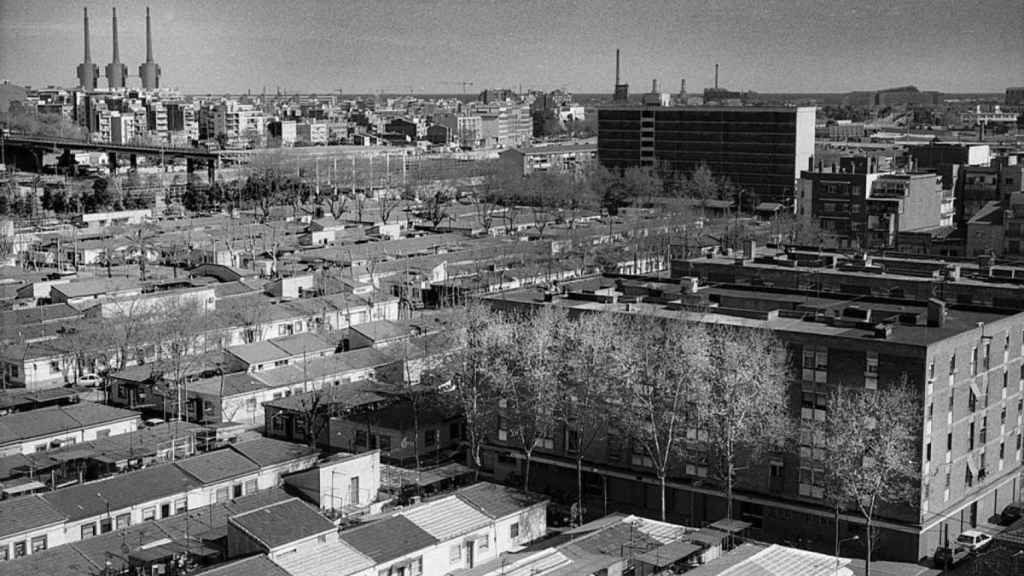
[{"left": 1, "top": 0, "right": 1022, "bottom": 94}]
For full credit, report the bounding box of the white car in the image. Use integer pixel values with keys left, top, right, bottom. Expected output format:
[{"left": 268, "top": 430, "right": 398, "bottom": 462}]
[
  {"left": 955, "top": 530, "right": 993, "bottom": 552},
  {"left": 76, "top": 373, "right": 103, "bottom": 388}
]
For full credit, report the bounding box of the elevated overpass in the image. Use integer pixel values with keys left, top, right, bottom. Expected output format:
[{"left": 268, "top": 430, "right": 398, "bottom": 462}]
[{"left": 1, "top": 134, "right": 221, "bottom": 178}]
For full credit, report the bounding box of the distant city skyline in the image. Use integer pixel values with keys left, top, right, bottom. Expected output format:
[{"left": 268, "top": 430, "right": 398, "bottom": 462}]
[{"left": 1, "top": 0, "right": 1022, "bottom": 95}]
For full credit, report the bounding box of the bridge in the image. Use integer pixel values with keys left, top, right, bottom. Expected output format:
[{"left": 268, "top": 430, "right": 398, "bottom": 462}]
[{"left": 1, "top": 134, "right": 221, "bottom": 179}]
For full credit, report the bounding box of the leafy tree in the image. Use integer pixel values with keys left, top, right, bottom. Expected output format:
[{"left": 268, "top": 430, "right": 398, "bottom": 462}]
[
  {"left": 616, "top": 316, "right": 710, "bottom": 520},
  {"left": 819, "top": 381, "right": 920, "bottom": 576},
  {"left": 622, "top": 165, "right": 663, "bottom": 208}
]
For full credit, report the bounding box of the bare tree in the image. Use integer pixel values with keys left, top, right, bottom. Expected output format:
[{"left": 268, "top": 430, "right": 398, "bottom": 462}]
[
  {"left": 434, "top": 303, "right": 504, "bottom": 477},
  {"left": 557, "top": 311, "right": 623, "bottom": 525},
  {"left": 819, "top": 380, "right": 920, "bottom": 576},
  {"left": 616, "top": 316, "right": 709, "bottom": 521},
  {"left": 698, "top": 327, "right": 794, "bottom": 541},
  {"left": 493, "top": 307, "right": 565, "bottom": 492}
]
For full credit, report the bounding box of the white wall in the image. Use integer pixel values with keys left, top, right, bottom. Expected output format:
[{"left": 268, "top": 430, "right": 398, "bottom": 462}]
[{"left": 0, "top": 523, "right": 65, "bottom": 562}]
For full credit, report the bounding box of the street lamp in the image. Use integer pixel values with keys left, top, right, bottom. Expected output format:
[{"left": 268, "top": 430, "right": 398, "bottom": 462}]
[{"left": 835, "top": 534, "right": 859, "bottom": 575}]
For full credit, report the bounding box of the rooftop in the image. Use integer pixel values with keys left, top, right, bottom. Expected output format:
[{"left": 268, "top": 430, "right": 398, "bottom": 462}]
[
  {"left": 176, "top": 447, "right": 260, "bottom": 484},
  {"left": 271, "top": 539, "right": 376, "bottom": 576},
  {"left": 229, "top": 498, "right": 335, "bottom": 550},
  {"left": 399, "top": 494, "right": 491, "bottom": 541},
  {"left": 0, "top": 402, "right": 139, "bottom": 447},
  {"left": 229, "top": 436, "right": 317, "bottom": 468},
  {"left": 456, "top": 482, "right": 549, "bottom": 519},
  {"left": 339, "top": 514, "right": 437, "bottom": 563},
  {"left": 193, "top": 555, "right": 291, "bottom": 576},
  {"left": 0, "top": 495, "right": 66, "bottom": 539},
  {"left": 41, "top": 463, "right": 198, "bottom": 521}
]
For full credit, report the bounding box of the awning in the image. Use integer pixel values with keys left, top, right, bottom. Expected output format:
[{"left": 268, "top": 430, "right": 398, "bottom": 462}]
[
  {"left": 1, "top": 480, "right": 46, "bottom": 496},
  {"left": 708, "top": 518, "right": 752, "bottom": 534}
]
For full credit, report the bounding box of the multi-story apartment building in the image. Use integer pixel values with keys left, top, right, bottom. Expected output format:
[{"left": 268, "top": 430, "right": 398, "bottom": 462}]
[
  {"left": 957, "top": 157, "right": 1024, "bottom": 223},
  {"left": 214, "top": 101, "right": 266, "bottom": 149},
  {"left": 597, "top": 104, "right": 815, "bottom": 205},
  {"left": 796, "top": 159, "right": 948, "bottom": 250},
  {"left": 483, "top": 275, "right": 1024, "bottom": 563}
]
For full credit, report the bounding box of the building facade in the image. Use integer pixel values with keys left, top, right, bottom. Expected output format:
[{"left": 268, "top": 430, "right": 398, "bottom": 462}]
[{"left": 598, "top": 105, "right": 815, "bottom": 205}]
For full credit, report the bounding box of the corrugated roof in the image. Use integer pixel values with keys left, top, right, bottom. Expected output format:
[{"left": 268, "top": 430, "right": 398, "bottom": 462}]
[
  {"left": 400, "top": 494, "right": 491, "bottom": 541},
  {"left": 340, "top": 514, "right": 437, "bottom": 563},
  {"left": 226, "top": 341, "right": 292, "bottom": 366},
  {"left": 0, "top": 495, "right": 66, "bottom": 539},
  {"left": 684, "top": 543, "right": 849, "bottom": 576},
  {"left": 272, "top": 539, "right": 376, "bottom": 576},
  {"left": 176, "top": 448, "right": 260, "bottom": 484},
  {"left": 456, "top": 482, "right": 548, "bottom": 519},
  {"left": 229, "top": 498, "right": 335, "bottom": 550}
]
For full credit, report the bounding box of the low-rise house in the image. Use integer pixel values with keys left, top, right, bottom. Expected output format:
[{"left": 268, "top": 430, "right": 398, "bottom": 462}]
[
  {"left": 76, "top": 209, "right": 151, "bottom": 229},
  {"left": 223, "top": 332, "right": 336, "bottom": 373},
  {"left": 49, "top": 278, "right": 141, "bottom": 307},
  {"left": 0, "top": 402, "right": 140, "bottom": 457},
  {"left": 226, "top": 498, "right": 336, "bottom": 561},
  {"left": 0, "top": 496, "right": 66, "bottom": 562},
  {"left": 283, "top": 450, "right": 382, "bottom": 517},
  {"left": 266, "top": 274, "right": 315, "bottom": 299}
]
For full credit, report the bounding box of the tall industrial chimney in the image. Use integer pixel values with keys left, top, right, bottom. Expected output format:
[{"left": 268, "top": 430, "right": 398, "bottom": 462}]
[
  {"left": 615, "top": 49, "right": 621, "bottom": 84},
  {"left": 105, "top": 7, "right": 127, "bottom": 89},
  {"left": 714, "top": 63, "right": 719, "bottom": 90},
  {"left": 76, "top": 8, "right": 99, "bottom": 90},
  {"left": 139, "top": 6, "right": 162, "bottom": 90},
  {"left": 613, "top": 49, "right": 629, "bottom": 102}
]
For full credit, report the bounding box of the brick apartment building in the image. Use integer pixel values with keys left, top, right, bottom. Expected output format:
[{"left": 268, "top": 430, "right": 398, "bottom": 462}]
[{"left": 482, "top": 273, "right": 1024, "bottom": 563}]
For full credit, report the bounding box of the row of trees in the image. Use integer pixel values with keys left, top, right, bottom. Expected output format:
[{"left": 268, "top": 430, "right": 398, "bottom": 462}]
[{"left": 435, "top": 303, "right": 919, "bottom": 575}]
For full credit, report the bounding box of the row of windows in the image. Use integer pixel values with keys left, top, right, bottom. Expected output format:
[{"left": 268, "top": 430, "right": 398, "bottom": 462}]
[{"left": 0, "top": 535, "right": 47, "bottom": 561}]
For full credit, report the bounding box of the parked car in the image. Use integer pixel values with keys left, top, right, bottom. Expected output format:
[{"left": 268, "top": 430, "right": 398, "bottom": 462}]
[
  {"left": 955, "top": 530, "right": 993, "bottom": 552},
  {"left": 933, "top": 545, "right": 971, "bottom": 568},
  {"left": 1000, "top": 501, "right": 1024, "bottom": 525},
  {"left": 76, "top": 373, "right": 103, "bottom": 388}
]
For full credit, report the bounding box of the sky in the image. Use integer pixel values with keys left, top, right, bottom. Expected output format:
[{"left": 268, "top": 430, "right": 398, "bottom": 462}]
[{"left": 1, "top": 0, "right": 1022, "bottom": 95}]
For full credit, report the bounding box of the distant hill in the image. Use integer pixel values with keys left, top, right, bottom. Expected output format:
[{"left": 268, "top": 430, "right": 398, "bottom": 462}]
[{"left": 0, "top": 82, "right": 28, "bottom": 119}]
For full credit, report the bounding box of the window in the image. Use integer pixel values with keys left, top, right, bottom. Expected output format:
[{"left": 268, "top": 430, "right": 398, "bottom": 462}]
[
  {"left": 216, "top": 486, "right": 229, "bottom": 503},
  {"left": 233, "top": 483, "right": 243, "bottom": 498},
  {"left": 510, "top": 522, "right": 520, "bottom": 539},
  {"left": 0, "top": 545, "right": 7, "bottom": 561},
  {"left": 926, "top": 443, "right": 932, "bottom": 462},
  {"left": 478, "top": 535, "right": 490, "bottom": 553},
  {"left": 115, "top": 513, "right": 130, "bottom": 530},
  {"left": 100, "top": 517, "right": 113, "bottom": 534},
  {"left": 449, "top": 544, "right": 462, "bottom": 563},
  {"left": 175, "top": 498, "right": 187, "bottom": 514},
  {"left": 142, "top": 507, "right": 156, "bottom": 521},
  {"left": 12, "top": 541, "right": 25, "bottom": 558},
  {"left": 950, "top": 354, "right": 956, "bottom": 375},
  {"left": 424, "top": 429, "right": 438, "bottom": 448},
  {"left": 971, "top": 346, "right": 977, "bottom": 375},
  {"left": 161, "top": 503, "right": 170, "bottom": 518},
  {"left": 607, "top": 434, "right": 623, "bottom": 462},
  {"left": 244, "top": 479, "right": 257, "bottom": 494},
  {"left": 929, "top": 361, "right": 935, "bottom": 381},
  {"left": 355, "top": 430, "right": 368, "bottom": 447},
  {"left": 1001, "top": 442, "right": 1006, "bottom": 459},
  {"left": 81, "top": 523, "right": 96, "bottom": 539},
  {"left": 865, "top": 351, "right": 878, "bottom": 390},
  {"left": 567, "top": 429, "right": 580, "bottom": 454},
  {"left": 947, "top": 432, "right": 953, "bottom": 451},
  {"left": 769, "top": 461, "right": 784, "bottom": 479},
  {"left": 30, "top": 536, "right": 46, "bottom": 553},
  {"left": 378, "top": 434, "right": 392, "bottom": 454}
]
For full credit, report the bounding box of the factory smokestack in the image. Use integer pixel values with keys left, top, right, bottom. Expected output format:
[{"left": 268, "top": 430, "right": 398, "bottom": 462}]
[
  {"left": 714, "top": 63, "right": 719, "bottom": 90},
  {"left": 613, "top": 49, "right": 629, "bottom": 102},
  {"left": 105, "top": 7, "right": 127, "bottom": 89},
  {"left": 76, "top": 8, "right": 99, "bottom": 90},
  {"left": 615, "top": 49, "right": 621, "bottom": 84},
  {"left": 139, "top": 6, "right": 162, "bottom": 90}
]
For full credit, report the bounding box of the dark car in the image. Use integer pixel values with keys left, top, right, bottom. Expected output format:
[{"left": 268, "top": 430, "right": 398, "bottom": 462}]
[
  {"left": 1001, "top": 501, "right": 1024, "bottom": 525},
  {"left": 933, "top": 545, "right": 971, "bottom": 568}
]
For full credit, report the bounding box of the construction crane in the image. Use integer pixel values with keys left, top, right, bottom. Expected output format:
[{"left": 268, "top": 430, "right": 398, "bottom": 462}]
[{"left": 440, "top": 81, "right": 474, "bottom": 95}]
